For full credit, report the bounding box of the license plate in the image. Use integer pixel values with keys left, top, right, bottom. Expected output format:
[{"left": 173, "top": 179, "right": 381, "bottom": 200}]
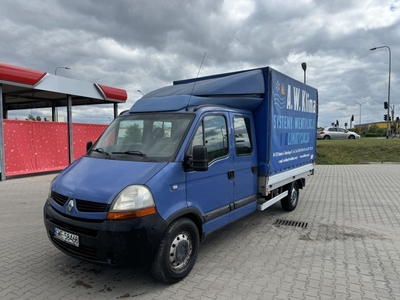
[{"left": 54, "top": 227, "right": 79, "bottom": 247}]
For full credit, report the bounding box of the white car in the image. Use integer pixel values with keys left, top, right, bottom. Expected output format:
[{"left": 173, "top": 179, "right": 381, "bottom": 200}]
[{"left": 317, "top": 127, "right": 360, "bottom": 140}]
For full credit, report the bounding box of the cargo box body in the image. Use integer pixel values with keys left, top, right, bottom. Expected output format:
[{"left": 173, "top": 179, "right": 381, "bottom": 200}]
[{"left": 171, "top": 67, "right": 318, "bottom": 192}]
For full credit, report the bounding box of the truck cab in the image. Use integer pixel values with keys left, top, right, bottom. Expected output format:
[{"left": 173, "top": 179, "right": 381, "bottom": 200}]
[{"left": 44, "top": 67, "right": 318, "bottom": 283}]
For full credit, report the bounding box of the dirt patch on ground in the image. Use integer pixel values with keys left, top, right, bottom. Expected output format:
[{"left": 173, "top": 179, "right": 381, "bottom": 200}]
[{"left": 299, "top": 223, "right": 386, "bottom": 242}]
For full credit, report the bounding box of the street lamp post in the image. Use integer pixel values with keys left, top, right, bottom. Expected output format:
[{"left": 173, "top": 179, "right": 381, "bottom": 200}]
[
  {"left": 370, "top": 46, "right": 391, "bottom": 138},
  {"left": 55, "top": 66, "right": 71, "bottom": 75},
  {"left": 301, "top": 62, "right": 307, "bottom": 84},
  {"left": 355, "top": 101, "right": 367, "bottom": 124},
  {"left": 54, "top": 67, "right": 71, "bottom": 121},
  {"left": 137, "top": 90, "right": 144, "bottom": 96}
]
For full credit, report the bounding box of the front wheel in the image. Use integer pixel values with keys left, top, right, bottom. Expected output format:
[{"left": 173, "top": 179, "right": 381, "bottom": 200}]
[
  {"left": 281, "top": 181, "right": 299, "bottom": 211},
  {"left": 151, "top": 218, "right": 199, "bottom": 283}
]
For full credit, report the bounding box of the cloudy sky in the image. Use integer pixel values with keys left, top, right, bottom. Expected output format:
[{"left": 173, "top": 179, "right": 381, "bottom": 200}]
[{"left": 1, "top": 0, "right": 399, "bottom": 127}]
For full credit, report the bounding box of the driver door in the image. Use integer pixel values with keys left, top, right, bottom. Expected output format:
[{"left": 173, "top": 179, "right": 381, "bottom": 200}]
[{"left": 186, "top": 114, "right": 233, "bottom": 234}]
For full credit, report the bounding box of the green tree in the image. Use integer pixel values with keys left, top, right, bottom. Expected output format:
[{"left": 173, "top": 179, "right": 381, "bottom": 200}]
[
  {"left": 123, "top": 124, "right": 142, "bottom": 144},
  {"left": 26, "top": 114, "right": 35, "bottom": 121},
  {"left": 26, "top": 114, "right": 42, "bottom": 121},
  {"left": 368, "top": 124, "right": 379, "bottom": 133},
  {"left": 364, "top": 124, "right": 385, "bottom": 137}
]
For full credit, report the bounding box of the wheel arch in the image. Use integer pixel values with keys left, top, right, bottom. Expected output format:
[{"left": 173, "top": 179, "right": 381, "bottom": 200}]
[
  {"left": 285, "top": 178, "right": 304, "bottom": 191},
  {"left": 165, "top": 207, "right": 205, "bottom": 240},
  {"left": 297, "top": 178, "right": 305, "bottom": 189}
]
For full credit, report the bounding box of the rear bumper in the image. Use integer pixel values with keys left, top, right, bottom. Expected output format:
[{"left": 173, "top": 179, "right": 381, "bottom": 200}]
[{"left": 43, "top": 202, "right": 167, "bottom": 266}]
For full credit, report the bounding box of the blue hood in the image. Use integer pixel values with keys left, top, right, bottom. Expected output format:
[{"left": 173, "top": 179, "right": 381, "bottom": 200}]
[{"left": 53, "top": 156, "right": 168, "bottom": 204}]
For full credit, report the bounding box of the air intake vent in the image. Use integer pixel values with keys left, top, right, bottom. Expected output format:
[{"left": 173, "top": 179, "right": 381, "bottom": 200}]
[{"left": 273, "top": 219, "right": 308, "bottom": 229}]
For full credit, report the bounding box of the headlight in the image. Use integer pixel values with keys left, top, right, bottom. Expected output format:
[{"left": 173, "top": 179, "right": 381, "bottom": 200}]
[
  {"left": 47, "top": 175, "right": 59, "bottom": 203},
  {"left": 107, "top": 185, "right": 156, "bottom": 220}
]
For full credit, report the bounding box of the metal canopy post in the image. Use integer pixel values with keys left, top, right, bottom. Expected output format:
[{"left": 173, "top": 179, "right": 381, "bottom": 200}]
[
  {"left": 0, "top": 84, "right": 6, "bottom": 181},
  {"left": 52, "top": 102, "right": 56, "bottom": 122},
  {"left": 67, "top": 94, "right": 73, "bottom": 164},
  {"left": 113, "top": 103, "right": 118, "bottom": 119}
]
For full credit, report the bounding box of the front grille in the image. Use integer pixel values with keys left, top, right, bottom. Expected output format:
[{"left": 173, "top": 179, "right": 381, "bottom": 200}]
[
  {"left": 50, "top": 219, "right": 98, "bottom": 237},
  {"left": 76, "top": 199, "right": 109, "bottom": 213},
  {"left": 51, "top": 191, "right": 109, "bottom": 213},
  {"left": 52, "top": 191, "right": 68, "bottom": 206},
  {"left": 50, "top": 232, "right": 97, "bottom": 261}
]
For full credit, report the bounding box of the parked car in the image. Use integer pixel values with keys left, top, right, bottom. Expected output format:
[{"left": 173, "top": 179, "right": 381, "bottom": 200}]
[{"left": 317, "top": 127, "right": 360, "bottom": 140}]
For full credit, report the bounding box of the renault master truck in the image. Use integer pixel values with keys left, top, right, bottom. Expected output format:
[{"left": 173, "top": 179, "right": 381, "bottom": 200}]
[{"left": 44, "top": 66, "right": 318, "bottom": 283}]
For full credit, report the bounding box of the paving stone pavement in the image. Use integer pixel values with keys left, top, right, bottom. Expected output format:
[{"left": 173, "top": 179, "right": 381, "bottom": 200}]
[{"left": 0, "top": 164, "right": 400, "bottom": 300}]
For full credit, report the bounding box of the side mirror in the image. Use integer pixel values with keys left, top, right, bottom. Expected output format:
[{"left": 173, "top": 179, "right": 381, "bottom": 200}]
[
  {"left": 86, "top": 141, "right": 93, "bottom": 152},
  {"left": 191, "top": 145, "right": 208, "bottom": 171}
]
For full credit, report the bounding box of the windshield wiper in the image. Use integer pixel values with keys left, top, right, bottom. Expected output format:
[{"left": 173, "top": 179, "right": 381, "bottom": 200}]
[
  {"left": 92, "top": 148, "right": 113, "bottom": 159},
  {"left": 112, "top": 150, "right": 151, "bottom": 161}
]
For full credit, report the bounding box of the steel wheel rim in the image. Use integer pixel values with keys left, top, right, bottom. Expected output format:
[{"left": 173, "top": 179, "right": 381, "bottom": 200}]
[
  {"left": 290, "top": 187, "right": 298, "bottom": 207},
  {"left": 169, "top": 231, "right": 193, "bottom": 270}
]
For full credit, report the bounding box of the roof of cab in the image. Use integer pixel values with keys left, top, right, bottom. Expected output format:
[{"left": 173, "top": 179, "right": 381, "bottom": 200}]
[{"left": 130, "top": 68, "right": 270, "bottom": 113}]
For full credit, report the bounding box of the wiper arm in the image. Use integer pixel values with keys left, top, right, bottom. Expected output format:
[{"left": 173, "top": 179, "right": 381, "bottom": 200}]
[
  {"left": 92, "top": 148, "right": 113, "bottom": 159},
  {"left": 112, "top": 150, "right": 151, "bottom": 161}
]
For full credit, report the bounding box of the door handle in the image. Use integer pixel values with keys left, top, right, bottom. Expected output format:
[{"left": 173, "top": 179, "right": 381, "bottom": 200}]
[{"left": 228, "top": 170, "right": 235, "bottom": 179}]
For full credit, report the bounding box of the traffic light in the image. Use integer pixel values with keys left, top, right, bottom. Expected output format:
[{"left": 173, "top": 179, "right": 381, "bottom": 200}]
[
  {"left": 383, "top": 114, "right": 391, "bottom": 121},
  {"left": 384, "top": 102, "right": 388, "bottom": 109},
  {"left": 351, "top": 115, "right": 354, "bottom": 122}
]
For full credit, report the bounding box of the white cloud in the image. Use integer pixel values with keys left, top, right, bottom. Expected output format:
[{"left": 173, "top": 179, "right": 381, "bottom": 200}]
[
  {"left": 222, "top": 0, "right": 255, "bottom": 22},
  {"left": 1, "top": 0, "right": 400, "bottom": 127}
]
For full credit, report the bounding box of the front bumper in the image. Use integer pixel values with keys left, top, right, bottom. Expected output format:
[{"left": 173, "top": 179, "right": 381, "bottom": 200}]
[{"left": 43, "top": 202, "right": 167, "bottom": 266}]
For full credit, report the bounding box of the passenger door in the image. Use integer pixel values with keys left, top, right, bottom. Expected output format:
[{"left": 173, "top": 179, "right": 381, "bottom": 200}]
[
  {"left": 336, "top": 128, "right": 347, "bottom": 139},
  {"left": 231, "top": 114, "right": 258, "bottom": 222},
  {"left": 186, "top": 114, "right": 234, "bottom": 234},
  {"left": 328, "top": 128, "right": 338, "bottom": 139}
]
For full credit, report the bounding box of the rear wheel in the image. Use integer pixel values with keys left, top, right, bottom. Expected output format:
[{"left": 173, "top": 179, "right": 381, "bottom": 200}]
[
  {"left": 323, "top": 135, "right": 331, "bottom": 140},
  {"left": 151, "top": 218, "right": 199, "bottom": 283},
  {"left": 281, "top": 181, "right": 299, "bottom": 211}
]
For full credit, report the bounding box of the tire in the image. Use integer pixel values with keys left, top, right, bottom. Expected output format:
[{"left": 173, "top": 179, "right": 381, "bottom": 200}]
[
  {"left": 323, "top": 135, "right": 331, "bottom": 140},
  {"left": 281, "top": 181, "right": 299, "bottom": 211},
  {"left": 151, "top": 218, "right": 199, "bottom": 283},
  {"left": 348, "top": 135, "right": 355, "bottom": 139}
]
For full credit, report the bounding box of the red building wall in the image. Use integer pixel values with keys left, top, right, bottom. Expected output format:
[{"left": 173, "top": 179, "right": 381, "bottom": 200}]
[{"left": 3, "top": 120, "right": 107, "bottom": 176}]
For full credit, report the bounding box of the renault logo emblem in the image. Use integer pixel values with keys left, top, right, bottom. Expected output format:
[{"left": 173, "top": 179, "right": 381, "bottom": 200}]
[{"left": 67, "top": 199, "right": 74, "bottom": 212}]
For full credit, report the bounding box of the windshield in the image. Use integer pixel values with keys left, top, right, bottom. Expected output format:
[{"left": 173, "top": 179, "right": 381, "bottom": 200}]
[{"left": 88, "top": 113, "right": 194, "bottom": 162}]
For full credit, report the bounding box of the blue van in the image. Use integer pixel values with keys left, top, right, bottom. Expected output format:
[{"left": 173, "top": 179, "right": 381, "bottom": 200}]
[{"left": 44, "top": 67, "right": 318, "bottom": 283}]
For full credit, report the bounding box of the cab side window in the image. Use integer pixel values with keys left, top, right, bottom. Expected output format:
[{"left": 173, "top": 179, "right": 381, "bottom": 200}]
[
  {"left": 234, "top": 117, "right": 253, "bottom": 155},
  {"left": 192, "top": 115, "right": 228, "bottom": 163}
]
